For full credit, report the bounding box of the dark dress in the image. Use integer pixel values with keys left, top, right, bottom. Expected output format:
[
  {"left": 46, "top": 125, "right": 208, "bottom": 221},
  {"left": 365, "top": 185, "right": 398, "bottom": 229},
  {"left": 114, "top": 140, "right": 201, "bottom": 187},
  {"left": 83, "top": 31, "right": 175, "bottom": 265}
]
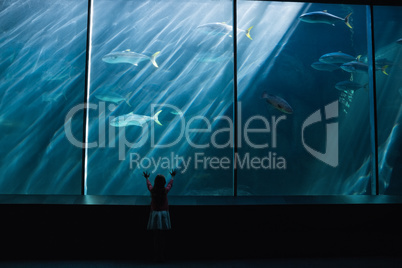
[{"left": 146, "top": 178, "right": 174, "bottom": 230}]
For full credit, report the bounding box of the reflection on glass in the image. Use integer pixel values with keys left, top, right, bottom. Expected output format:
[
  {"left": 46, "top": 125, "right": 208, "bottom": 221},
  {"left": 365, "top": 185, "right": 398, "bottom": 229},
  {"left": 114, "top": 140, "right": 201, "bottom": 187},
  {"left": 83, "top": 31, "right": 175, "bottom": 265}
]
[
  {"left": 87, "top": 0, "right": 234, "bottom": 195},
  {"left": 0, "top": 0, "right": 87, "bottom": 194},
  {"left": 373, "top": 6, "right": 402, "bottom": 194},
  {"left": 237, "top": 1, "right": 372, "bottom": 195}
]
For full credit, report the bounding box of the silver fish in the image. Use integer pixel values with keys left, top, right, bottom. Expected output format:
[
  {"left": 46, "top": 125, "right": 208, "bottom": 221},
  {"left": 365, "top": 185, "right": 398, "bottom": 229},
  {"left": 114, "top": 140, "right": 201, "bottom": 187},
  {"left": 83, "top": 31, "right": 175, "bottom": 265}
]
[
  {"left": 311, "top": 61, "right": 340, "bottom": 71},
  {"left": 94, "top": 91, "right": 131, "bottom": 106},
  {"left": 197, "top": 22, "right": 253, "bottom": 40},
  {"left": 319, "top": 52, "right": 357, "bottom": 64},
  {"left": 102, "top": 49, "right": 160, "bottom": 68},
  {"left": 341, "top": 61, "right": 368, "bottom": 74},
  {"left": 341, "top": 61, "right": 389, "bottom": 75},
  {"left": 110, "top": 110, "right": 162, "bottom": 127},
  {"left": 375, "top": 58, "right": 392, "bottom": 75},
  {"left": 299, "top": 10, "right": 352, "bottom": 28}
]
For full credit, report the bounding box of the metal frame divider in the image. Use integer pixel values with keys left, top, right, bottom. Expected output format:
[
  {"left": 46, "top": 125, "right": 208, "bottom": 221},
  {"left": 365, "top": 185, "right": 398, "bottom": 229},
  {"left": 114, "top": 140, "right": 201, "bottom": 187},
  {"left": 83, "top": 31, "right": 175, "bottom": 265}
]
[
  {"left": 366, "top": 5, "right": 379, "bottom": 195},
  {"left": 82, "top": 0, "right": 93, "bottom": 195},
  {"left": 233, "top": 0, "right": 238, "bottom": 197}
]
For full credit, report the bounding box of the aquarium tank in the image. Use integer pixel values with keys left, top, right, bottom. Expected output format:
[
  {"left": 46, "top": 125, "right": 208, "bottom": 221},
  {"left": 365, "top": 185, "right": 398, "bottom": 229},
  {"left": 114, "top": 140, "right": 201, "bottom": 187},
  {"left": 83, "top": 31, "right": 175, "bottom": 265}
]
[{"left": 0, "top": 0, "right": 401, "bottom": 198}]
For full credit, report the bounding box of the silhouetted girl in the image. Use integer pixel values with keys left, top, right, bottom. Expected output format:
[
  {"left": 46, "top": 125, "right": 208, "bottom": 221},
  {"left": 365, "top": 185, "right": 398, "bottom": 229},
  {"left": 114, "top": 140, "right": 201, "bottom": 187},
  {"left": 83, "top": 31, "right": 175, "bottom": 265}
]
[{"left": 143, "top": 170, "right": 175, "bottom": 261}]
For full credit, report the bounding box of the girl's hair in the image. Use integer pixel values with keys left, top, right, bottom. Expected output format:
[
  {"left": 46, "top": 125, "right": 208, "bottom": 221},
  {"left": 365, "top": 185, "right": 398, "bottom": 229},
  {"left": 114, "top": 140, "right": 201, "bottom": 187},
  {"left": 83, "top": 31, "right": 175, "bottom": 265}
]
[
  {"left": 151, "top": 175, "right": 166, "bottom": 206},
  {"left": 153, "top": 174, "right": 166, "bottom": 189}
]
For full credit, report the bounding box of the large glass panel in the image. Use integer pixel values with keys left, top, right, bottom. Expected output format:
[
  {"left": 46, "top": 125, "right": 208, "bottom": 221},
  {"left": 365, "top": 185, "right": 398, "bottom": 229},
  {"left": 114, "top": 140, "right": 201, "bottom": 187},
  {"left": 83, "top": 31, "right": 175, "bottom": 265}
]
[
  {"left": 0, "top": 0, "right": 87, "bottom": 194},
  {"left": 87, "top": 0, "right": 234, "bottom": 195},
  {"left": 237, "top": 1, "right": 372, "bottom": 195},
  {"left": 373, "top": 6, "right": 402, "bottom": 194}
]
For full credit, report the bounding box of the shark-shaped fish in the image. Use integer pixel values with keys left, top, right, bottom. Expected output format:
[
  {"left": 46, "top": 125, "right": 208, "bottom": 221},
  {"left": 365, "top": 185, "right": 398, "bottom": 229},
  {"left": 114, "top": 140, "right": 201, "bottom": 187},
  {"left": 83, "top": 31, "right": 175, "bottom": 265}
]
[
  {"left": 110, "top": 110, "right": 162, "bottom": 127},
  {"left": 102, "top": 49, "right": 160, "bottom": 68}
]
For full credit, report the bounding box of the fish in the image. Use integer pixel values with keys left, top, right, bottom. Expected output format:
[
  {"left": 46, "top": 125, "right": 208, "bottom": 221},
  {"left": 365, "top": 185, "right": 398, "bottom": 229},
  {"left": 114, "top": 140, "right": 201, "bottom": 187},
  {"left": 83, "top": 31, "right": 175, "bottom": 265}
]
[
  {"left": 340, "top": 61, "right": 368, "bottom": 74},
  {"left": 102, "top": 49, "right": 160, "bottom": 68},
  {"left": 94, "top": 91, "right": 132, "bottom": 106},
  {"left": 42, "top": 69, "right": 71, "bottom": 81},
  {"left": 197, "top": 22, "right": 253, "bottom": 40},
  {"left": 262, "top": 92, "right": 293, "bottom": 114},
  {"left": 397, "top": 38, "right": 402, "bottom": 45},
  {"left": 170, "top": 111, "right": 183, "bottom": 116},
  {"left": 376, "top": 58, "right": 393, "bottom": 67},
  {"left": 299, "top": 10, "right": 352, "bottom": 29},
  {"left": 335, "top": 81, "right": 367, "bottom": 91},
  {"left": 375, "top": 58, "right": 392, "bottom": 75},
  {"left": 311, "top": 61, "right": 340, "bottom": 71},
  {"left": 41, "top": 65, "right": 79, "bottom": 81},
  {"left": 319, "top": 52, "right": 357, "bottom": 64},
  {"left": 110, "top": 110, "right": 162, "bottom": 127},
  {"left": 341, "top": 61, "right": 389, "bottom": 75},
  {"left": 0, "top": 116, "right": 21, "bottom": 128},
  {"left": 339, "top": 91, "right": 354, "bottom": 113}
]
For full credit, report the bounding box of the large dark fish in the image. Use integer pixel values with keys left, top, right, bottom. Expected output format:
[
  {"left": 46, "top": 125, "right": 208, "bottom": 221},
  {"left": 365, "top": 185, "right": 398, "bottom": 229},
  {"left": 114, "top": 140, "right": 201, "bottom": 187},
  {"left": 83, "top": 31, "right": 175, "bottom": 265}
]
[
  {"left": 341, "top": 61, "right": 389, "bottom": 75},
  {"left": 311, "top": 61, "right": 340, "bottom": 71},
  {"left": 319, "top": 52, "right": 357, "bottom": 64},
  {"left": 299, "top": 10, "right": 352, "bottom": 29},
  {"left": 262, "top": 92, "right": 293, "bottom": 114},
  {"left": 340, "top": 61, "right": 368, "bottom": 74}
]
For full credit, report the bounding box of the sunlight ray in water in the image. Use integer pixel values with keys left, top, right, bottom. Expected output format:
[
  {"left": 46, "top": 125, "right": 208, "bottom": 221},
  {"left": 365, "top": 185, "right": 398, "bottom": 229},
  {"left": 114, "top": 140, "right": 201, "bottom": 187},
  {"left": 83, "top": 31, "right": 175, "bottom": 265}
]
[
  {"left": 0, "top": 0, "right": 87, "bottom": 194},
  {"left": 237, "top": 2, "right": 307, "bottom": 99}
]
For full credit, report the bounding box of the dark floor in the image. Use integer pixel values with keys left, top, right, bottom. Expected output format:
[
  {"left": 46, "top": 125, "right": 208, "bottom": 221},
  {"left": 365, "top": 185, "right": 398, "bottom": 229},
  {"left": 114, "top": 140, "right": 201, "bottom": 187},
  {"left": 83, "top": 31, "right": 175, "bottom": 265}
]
[
  {"left": 2, "top": 199, "right": 402, "bottom": 268},
  {"left": 1, "top": 257, "right": 402, "bottom": 268}
]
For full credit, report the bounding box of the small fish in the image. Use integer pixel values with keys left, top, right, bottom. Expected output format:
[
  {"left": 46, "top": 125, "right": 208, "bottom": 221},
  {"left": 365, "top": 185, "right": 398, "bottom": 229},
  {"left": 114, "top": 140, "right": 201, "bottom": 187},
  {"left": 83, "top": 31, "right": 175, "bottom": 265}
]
[
  {"left": 375, "top": 58, "right": 392, "bottom": 75},
  {"left": 110, "top": 110, "right": 162, "bottom": 127},
  {"left": 299, "top": 10, "right": 352, "bottom": 29},
  {"left": 170, "top": 111, "right": 183, "bottom": 116},
  {"left": 319, "top": 52, "right": 357, "bottom": 64},
  {"left": 262, "top": 92, "right": 293, "bottom": 114},
  {"left": 94, "top": 91, "right": 132, "bottom": 107},
  {"left": 375, "top": 58, "right": 393, "bottom": 67},
  {"left": 335, "top": 81, "right": 367, "bottom": 91},
  {"left": 396, "top": 38, "right": 402, "bottom": 45},
  {"left": 102, "top": 49, "right": 160, "bottom": 68},
  {"left": 0, "top": 116, "right": 20, "bottom": 128},
  {"left": 311, "top": 61, "right": 340, "bottom": 71},
  {"left": 339, "top": 89, "right": 354, "bottom": 113},
  {"left": 197, "top": 22, "right": 253, "bottom": 40}
]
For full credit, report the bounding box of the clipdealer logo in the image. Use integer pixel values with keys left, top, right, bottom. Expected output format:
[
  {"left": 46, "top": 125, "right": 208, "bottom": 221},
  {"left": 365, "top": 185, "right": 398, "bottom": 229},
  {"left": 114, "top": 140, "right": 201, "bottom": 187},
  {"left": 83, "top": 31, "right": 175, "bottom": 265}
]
[
  {"left": 301, "top": 101, "right": 339, "bottom": 167},
  {"left": 63, "top": 100, "right": 339, "bottom": 170}
]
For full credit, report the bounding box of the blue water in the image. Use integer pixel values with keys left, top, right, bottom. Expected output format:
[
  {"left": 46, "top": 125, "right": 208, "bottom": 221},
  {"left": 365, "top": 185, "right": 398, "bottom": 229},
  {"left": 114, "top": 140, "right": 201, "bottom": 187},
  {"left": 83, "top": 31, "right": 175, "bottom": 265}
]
[
  {"left": 0, "top": 0, "right": 401, "bottom": 196},
  {"left": 0, "top": 0, "right": 87, "bottom": 194}
]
